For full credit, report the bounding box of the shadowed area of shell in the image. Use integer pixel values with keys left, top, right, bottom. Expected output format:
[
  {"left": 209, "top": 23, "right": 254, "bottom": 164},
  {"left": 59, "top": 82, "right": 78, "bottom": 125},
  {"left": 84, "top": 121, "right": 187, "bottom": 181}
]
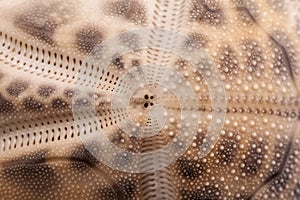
[{"left": 0, "top": 0, "right": 299, "bottom": 199}]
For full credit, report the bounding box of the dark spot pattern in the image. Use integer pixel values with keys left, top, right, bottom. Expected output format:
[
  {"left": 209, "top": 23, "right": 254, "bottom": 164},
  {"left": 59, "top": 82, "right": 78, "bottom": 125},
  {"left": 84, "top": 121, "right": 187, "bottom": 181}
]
[
  {"left": 217, "top": 135, "right": 238, "bottom": 164},
  {"left": 76, "top": 26, "right": 104, "bottom": 53},
  {"left": 51, "top": 98, "right": 68, "bottom": 109},
  {"left": 1, "top": 1, "right": 299, "bottom": 200},
  {"left": 63, "top": 89, "right": 77, "bottom": 98},
  {"left": 6, "top": 80, "right": 28, "bottom": 96},
  {"left": 3, "top": 151, "right": 47, "bottom": 167},
  {"left": 240, "top": 139, "right": 265, "bottom": 176},
  {"left": 112, "top": 55, "right": 125, "bottom": 69},
  {"left": 1, "top": 164, "right": 57, "bottom": 196},
  {"left": 175, "top": 59, "right": 189, "bottom": 69},
  {"left": 186, "top": 32, "right": 208, "bottom": 48},
  {"left": 181, "top": 186, "right": 221, "bottom": 200},
  {"left": 131, "top": 59, "right": 140, "bottom": 67},
  {"left": 23, "top": 97, "right": 44, "bottom": 112},
  {"left": 177, "top": 158, "right": 205, "bottom": 179},
  {"left": 218, "top": 46, "right": 239, "bottom": 77},
  {"left": 14, "top": 4, "right": 69, "bottom": 44},
  {"left": 96, "top": 186, "right": 121, "bottom": 200},
  {"left": 107, "top": 0, "right": 146, "bottom": 24},
  {"left": 69, "top": 145, "right": 98, "bottom": 171},
  {"left": 190, "top": 0, "right": 225, "bottom": 26},
  {"left": 242, "top": 40, "right": 264, "bottom": 74},
  {"left": 0, "top": 94, "right": 14, "bottom": 113},
  {"left": 110, "top": 130, "right": 124, "bottom": 146},
  {"left": 37, "top": 85, "right": 55, "bottom": 97},
  {"left": 265, "top": 141, "right": 297, "bottom": 197},
  {"left": 74, "top": 98, "right": 91, "bottom": 107},
  {"left": 114, "top": 178, "right": 136, "bottom": 199}
]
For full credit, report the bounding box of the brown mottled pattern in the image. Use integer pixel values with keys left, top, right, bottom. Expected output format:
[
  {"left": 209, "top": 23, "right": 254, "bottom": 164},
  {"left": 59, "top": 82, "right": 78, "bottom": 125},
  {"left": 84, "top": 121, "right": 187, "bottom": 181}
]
[{"left": 0, "top": 0, "right": 299, "bottom": 200}]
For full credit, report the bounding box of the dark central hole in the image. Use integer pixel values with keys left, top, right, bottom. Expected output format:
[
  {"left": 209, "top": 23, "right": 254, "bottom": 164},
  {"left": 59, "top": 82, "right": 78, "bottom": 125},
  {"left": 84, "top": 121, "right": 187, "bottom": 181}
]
[{"left": 144, "top": 94, "right": 154, "bottom": 108}]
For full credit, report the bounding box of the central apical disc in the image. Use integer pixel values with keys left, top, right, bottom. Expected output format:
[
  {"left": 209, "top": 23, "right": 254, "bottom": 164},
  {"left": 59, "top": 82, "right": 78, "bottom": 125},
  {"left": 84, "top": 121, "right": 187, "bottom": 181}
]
[{"left": 72, "top": 28, "right": 226, "bottom": 173}]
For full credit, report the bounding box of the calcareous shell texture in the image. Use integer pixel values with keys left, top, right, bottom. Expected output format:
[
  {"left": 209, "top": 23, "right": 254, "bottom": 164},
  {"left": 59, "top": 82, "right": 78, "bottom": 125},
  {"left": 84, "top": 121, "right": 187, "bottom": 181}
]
[{"left": 0, "top": 0, "right": 299, "bottom": 199}]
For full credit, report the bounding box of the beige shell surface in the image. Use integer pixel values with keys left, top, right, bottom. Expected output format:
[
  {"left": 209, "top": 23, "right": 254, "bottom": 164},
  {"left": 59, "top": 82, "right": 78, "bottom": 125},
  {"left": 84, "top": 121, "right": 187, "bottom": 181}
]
[{"left": 0, "top": 0, "right": 299, "bottom": 199}]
